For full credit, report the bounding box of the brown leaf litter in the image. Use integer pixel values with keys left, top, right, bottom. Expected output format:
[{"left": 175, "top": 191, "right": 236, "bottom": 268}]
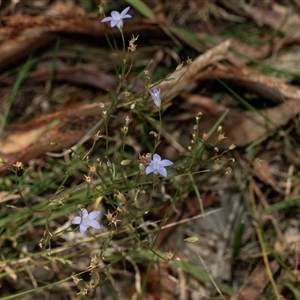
[{"left": 1, "top": 1, "right": 300, "bottom": 299}]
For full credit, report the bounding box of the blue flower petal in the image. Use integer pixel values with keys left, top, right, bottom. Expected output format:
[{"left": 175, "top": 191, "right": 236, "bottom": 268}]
[
  {"left": 101, "top": 16, "right": 113, "bottom": 23},
  {"left": 120, "top": 6, "right": 130, "bottom": 17},
  {"left": 157, "top": 168, "right": 167, "bottom": 177},
  {"left": 71, "top": 216, "right": 82, "bottom": 224},
  {"left": 89, "top": 220, "right": 101, "bottom": 229},
  {"left": 160, "top": 159, "right": 173, "bottom": 167},
  {"left": 79, "top": 224, "right": 88, "bottom": 234},
  {"left": 89, "top": 211, "right": 101, "bottom": 219},
  {"left": 101, "top": 6, "right": 132, "bottom": 29}
]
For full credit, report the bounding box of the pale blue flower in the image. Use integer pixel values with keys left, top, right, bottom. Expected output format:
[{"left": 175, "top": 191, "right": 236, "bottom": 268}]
[
  {"left": 72, "top": 209, "right": 101, "bottom": 234},
  {"left": 146, "top": 153, "right": 173, "bottom": 177},
  {"left": 101, "top": 6, "right": 132, "bottom": 29},
  {"left": 149, "top": 88, "right": 161, "bottom": 108}
]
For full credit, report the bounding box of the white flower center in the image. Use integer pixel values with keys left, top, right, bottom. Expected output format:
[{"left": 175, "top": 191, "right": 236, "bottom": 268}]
[
  {"left": 153, "top": 161, "right": 160, "bottom": 170},
  {"left": 82, "top": 217, "right": 91, "bottom": 226}
]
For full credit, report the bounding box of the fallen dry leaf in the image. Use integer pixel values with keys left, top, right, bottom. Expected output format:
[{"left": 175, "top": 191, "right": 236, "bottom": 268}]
[
  {"left": 197, "top": 64, "right": 300, "bottom": 103},
  {"left": 238, "top": 2, "right": 300, "bottom": 40},
  {"left": 230, "top": 260, "right": 281, "bottom": 300},
  {"left": 0, "top": 67, "right": 117, "bottom": 92},
  {"left": 123, "top": 263, "right": 176, "bottom": 300},
  {"left": 177, "top": 61, "right": 300, "bottom": 147},
  {"left": 184, "top": 92, "right": 300, "bottom": 148},
  {"left": 0, "top": 14, "right": 166, "bottom": 73},
  {"left": 156, "top": 39, "right": 232, "bottom": 104},
  {"left": 0, "top": 103, "right": 104, "bottom": 175}
]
